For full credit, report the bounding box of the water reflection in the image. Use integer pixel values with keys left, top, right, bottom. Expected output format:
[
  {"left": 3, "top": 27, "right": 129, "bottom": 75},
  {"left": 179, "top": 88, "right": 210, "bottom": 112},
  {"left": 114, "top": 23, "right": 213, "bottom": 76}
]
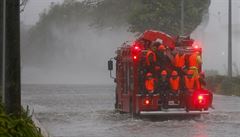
[{"left": 192, "top": 122, "right": 209, "bottom": 137}]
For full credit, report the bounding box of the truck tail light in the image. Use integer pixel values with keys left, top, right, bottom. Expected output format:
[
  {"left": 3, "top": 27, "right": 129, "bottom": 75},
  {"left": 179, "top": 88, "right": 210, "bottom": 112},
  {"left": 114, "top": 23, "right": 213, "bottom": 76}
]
[
  {"left": 194, "top": 94, "right": 206, "bottom": 106},
  {"left": 143, "top": 99, "right": 151, "bottom": 105},
  {"left": 145, "top": 99, "right": 150, "bottom": 105},
  {"left": 133, "top": 55, "right": 137, "bottom": 60},
  {"left": 134, "top": 46, "right": 140, "bottom": 50},
  {"left": 198, "top": 95, "right": 204, "bottom": 104}
]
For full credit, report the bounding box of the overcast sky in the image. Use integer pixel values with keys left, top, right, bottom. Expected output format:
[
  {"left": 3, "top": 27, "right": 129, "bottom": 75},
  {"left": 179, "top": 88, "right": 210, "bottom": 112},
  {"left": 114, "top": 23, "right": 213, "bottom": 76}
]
[{"left": 21, "top": 0, "right": 64, "bottom": 25}]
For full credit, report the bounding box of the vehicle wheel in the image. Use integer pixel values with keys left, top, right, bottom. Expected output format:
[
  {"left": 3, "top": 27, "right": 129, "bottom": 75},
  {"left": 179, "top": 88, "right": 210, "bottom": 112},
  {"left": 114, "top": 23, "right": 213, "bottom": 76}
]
[
  {"left": 115, "top": 87, "right": 118, "bottom": 109},
  {"left": 115, "top": 94, "right": 118, "bottom": 109}
]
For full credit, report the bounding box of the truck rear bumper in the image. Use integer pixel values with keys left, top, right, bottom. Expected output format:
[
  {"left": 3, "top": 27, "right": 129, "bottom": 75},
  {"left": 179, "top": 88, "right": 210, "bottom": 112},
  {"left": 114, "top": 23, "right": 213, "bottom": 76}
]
[{"left": 140, "top": 108, "right": 209, "bottom": 115}]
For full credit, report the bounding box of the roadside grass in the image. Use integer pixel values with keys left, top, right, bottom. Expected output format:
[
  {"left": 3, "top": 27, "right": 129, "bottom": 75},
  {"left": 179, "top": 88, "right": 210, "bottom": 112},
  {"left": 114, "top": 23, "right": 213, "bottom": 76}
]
[
  {"left": 0, "top": 103, "right": 43, "bottom": 137},
  {"left": 206, "top": 75, "right": 240, "bottom": 96}
]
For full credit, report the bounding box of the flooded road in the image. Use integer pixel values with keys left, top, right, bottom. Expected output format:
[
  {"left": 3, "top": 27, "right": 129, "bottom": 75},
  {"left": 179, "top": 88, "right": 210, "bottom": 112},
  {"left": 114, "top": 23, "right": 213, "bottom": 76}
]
[{"left": 22, "top": 85, "right": 240, "bottom": 137}]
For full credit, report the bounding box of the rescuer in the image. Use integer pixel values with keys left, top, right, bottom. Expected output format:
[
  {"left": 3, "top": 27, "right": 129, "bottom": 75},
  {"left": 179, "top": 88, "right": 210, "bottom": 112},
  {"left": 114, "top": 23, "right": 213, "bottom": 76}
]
[
  {"left": 146, "top": 48, "right": 157, "bottom": 72},
  {"left": 169, "top": 71, "right": 180, "bottom": 93},
  {"left": 156, "top": 44, "right": 165, "bottom": 66},
  {"left": 188, "top": 51, "right": 202, "bottom": 77},
  {"left": 158, "top": 70, "right": 169, "bottom": 109},
  {"left": 184, "top": 70, "right": 200, "bottom": 91},
  {"left": 150, "top": 41, "right": 160, "bottom": 52},
  {"left": 145, "top": 72, "right": 155, "bottom": 93},
  {"left": 174, "top": 52, "right": 186, "bottom": 74},
  {"left": 158, "top": 70, "right": 169, "bottom": 92},
  {"left": 156, "top": 44, "right": 173, "bottom": 70}
]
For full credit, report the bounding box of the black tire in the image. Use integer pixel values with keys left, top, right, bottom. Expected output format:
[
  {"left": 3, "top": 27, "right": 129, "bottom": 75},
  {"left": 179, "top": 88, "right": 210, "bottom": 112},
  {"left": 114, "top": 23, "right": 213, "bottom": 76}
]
[{"left": 115, "top": 87, "right": 118, "bottom": 109}]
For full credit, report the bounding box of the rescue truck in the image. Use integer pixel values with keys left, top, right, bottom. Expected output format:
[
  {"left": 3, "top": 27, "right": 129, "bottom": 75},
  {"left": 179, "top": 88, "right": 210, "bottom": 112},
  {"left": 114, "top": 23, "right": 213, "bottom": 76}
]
[{"left": 108, "top": 30, "right": 213, "bottom": 116}]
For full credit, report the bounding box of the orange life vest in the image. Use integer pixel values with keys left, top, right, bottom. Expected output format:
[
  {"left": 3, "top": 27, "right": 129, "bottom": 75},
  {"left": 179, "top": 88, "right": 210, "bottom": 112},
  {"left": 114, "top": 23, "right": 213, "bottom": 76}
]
[
  {"left": 146, "top": 50, "right": 157, "bottom": 66},
  {"left": 189, "top": 53, "right": 198, "bottom": 67},
  {"left": 169, "top": 77, "right": 180, "bottom": 91},
  {"left": 145, "top": 79, "right": 155, "bottom": 92},
  {"left": 184, "top": 76, "right": 200, "bottom": 90},
  {"left": 175, "top": 54, "right": 185, "bottom": 68}
]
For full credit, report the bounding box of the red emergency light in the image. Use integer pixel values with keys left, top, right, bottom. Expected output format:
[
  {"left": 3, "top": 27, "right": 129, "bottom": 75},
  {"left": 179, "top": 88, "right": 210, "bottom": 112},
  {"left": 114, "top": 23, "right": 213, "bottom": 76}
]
[
  {"left": 194, "top": 45, "right": 199, "bottom": 49},
  {"left": 198, "top": 95, "right": 204, "bottom": 104},
  {"left": 193, "top": 93, "right": 206, "bottom": 106},
  {"left": 134, "top": 46, "right": 140, "bottom": 50},
  {"left": 145, "top": 99, "right": 150, "bottom": 105},
  {"left": 143, "top": 98, "right": 151, "bottom": 105},
  {"left": 132, "top": 45, "right": 141, "bottom": 61},
  {"left": 133, "top": 55, "right": 137, "bottom": 60},
  {"left": 192, "top": 40, "right": 202, "bottom": 50}
]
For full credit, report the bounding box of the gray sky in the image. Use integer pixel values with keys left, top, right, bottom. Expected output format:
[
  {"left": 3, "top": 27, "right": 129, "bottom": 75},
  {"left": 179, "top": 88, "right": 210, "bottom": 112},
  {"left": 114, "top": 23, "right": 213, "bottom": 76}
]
[
  {"left": 21, "top": 0, "right": 64, "bottom": 25},
  {"left": 192, "top": 0, "right": 240, "bottom": 74}
]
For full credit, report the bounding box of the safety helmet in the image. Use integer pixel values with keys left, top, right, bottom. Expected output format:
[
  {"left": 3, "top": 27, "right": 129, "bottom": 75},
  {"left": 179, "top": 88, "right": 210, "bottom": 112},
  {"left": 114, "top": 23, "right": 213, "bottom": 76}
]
[
  {"left": 161, "top": 70, "right": 167, "bottom": 76},
  {"left": 171, "top": 71, "right": 178, "bottom": 76},
  {"left": 146, "top": 72, "right": 153, "bottom": 77},
  {"left": 158, "top": 45, "right": 166, "bottom": 51}
]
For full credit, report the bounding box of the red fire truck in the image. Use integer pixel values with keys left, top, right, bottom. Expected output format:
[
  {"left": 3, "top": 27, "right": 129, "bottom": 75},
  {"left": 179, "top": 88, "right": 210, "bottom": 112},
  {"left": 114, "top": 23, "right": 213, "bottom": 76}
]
[{"left": 108, "top": 30, "right": 212, "bottom": 116}]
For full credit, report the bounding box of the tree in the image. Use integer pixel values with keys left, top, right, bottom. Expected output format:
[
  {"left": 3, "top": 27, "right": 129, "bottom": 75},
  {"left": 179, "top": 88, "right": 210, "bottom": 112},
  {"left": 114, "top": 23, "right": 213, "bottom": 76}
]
[
  {"left": 127, "top": 0, "right": 210, "bottom": 35},
  {"left": 4, "top": 0, "right": 21, "bottom": 116},
  {"left": 28, "top": 0, "right": 210, "bottom": 35},
  {"left": 0, "top": 0, "right": 3, "bottom": 98},
  {"left": 22, "top": 0, "right": 210, "bottom": 65}
]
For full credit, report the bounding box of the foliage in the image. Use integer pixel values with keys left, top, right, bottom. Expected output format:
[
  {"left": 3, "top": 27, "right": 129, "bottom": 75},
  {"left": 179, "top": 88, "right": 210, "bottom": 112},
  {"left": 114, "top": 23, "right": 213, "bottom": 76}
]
[
  {"left": 128, "top": 0, "right": 210, "bottom": 35},
  {"left": 22, "top": 0, "right": 210, "bottom": 65},
  {"left": 30, "top": 0, "right": 210, "bottom": 34},
  {"left": 206, "top": 76, "right": 240, "bottom": 96},
  {"left": 205, "top": 69, "right": 219, "bottom": 76},
  {"left": 0, "top": 105, "right": 43, "bottom": 137}
]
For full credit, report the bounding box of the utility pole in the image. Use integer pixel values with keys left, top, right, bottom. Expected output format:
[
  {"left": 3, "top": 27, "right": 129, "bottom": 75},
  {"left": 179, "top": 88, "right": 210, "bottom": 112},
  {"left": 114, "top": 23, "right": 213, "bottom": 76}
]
[
  {"left": 0, "top": 0, "right": 3, "bottom": 99},
  {"left": 180, "top": 0, "right": 184, "bottom": 35},
  {"left": 228, "top": 0, "right": 232, "bottom": 77},
  {"left": 4, "top": 0, "right": 21, "bottom": 116}
]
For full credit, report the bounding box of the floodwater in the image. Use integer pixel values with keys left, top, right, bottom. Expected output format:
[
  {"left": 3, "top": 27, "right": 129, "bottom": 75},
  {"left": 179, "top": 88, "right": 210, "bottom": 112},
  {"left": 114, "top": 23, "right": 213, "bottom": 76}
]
[{"left": 22, "top": 85, "right": 240, "bottom": 137}]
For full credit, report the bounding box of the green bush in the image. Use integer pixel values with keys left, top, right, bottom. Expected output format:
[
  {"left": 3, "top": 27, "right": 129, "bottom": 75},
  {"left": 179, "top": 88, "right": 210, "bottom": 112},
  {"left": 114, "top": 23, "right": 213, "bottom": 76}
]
[
  {"left": 0, "top": 105, "right": 43, "bottom": 137},
  {"left": 206, "top": 75, "right": 240, "bottom": 96}
]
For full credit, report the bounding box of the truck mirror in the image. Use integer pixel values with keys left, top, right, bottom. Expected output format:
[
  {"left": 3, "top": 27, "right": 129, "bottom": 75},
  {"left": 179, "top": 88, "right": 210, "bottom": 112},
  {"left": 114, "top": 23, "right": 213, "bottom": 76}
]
[{"left": 108, "top": 60, "right": 113, "bottom": 71}]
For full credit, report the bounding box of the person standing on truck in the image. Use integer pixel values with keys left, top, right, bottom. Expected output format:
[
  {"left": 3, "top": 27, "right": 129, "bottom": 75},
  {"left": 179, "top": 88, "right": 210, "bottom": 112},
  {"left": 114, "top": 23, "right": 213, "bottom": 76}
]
[
  {"left": 169, "top": 71, "right": 180, "bottom": 94},
  {"left": 184, "top": 70, "right": 200, "bottom": 91},
  {"left": 146, "top": 48, "right": 157, "bottom": 72},
  {"left": 158, "top": 70, "right": 169, "bottom": 92},
  {"left": 145, "top": 72, "right": 155, "bottom": 93},
  {"left": 188, "top": 51, "right": 202, "bottom": 77},
  {"left": 173, "top": 52, "right": 186, "bottom": 75},
  {"left": 158, "top": 70, "right": 169, "bottom": 108},
  {"left": 156, "top": 44, "right": 166, "bottom": 65},
  {"left": 156, "top": 44, "right": 173, "bottom": 70},
  {"left": 150, "top": 41, "right": 160, "bottom": 52}
]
